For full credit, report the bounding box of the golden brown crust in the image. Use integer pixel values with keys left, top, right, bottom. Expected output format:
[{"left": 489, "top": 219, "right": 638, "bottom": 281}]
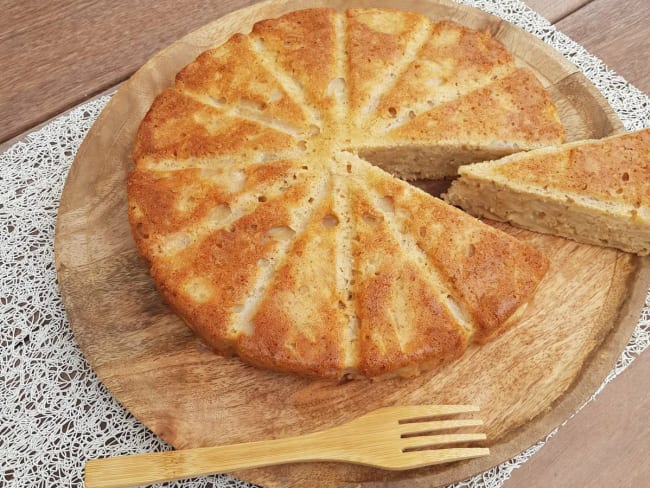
[
  {"left": 251, "top": 9, "right": 337, "bottom": 112},
  {"left": 127, "top": 160, "right": 303, "bottom": 258},
  {"left": 133, "top": 88, "right": 297, "bottom": 164},
  {"left": 346, "top": 8, "right": 427, "bottom": 115},
  {"left": 348, "top": 180, "right": 469, "bottom": 377},
  {"left": 358, "top": 160, "right": 550, "bottom": 343},
  {"left": 493, "top": 129, "right": 650, "bottom": 207},
  {"left": 128, "top": 8, "right": 557, "bottom": 379},
  {"left": 390, "top": 68, "right": 565, "bottom": 146},
  {"left": 148, "top": 171, "right": 321, "bottom": 356},
  {"left": 176, "top": 33, "right": 311, "bottom": 132},
  {"left": 373, "top": 19, "right": 517, "bottom": 125},
  {"left": 238, "top": 189, "right": 350, "bottom": 378}
]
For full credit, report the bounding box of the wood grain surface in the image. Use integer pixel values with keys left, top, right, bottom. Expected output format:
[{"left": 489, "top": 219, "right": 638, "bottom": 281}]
[
  {"left": 524, "top": 0, "right": 591, "bottom": 23},
  {"left": 505, "top": 350, "right": 650, "bottom": 488},
  {"left": 557, "top": 0, "right": 650, "bottom": 94},
  {"left": 4, "top": 0, "right": 646, "bottom": 145},
  {"left": 0, "top": 0, "right": 258, "bottom": 142},
  {"left": 53, "top": 1, "right": 650, "bottom": 487}
]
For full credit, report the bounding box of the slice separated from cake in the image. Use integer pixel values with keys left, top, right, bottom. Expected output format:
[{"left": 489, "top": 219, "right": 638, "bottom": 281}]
[{"left": 445, "top": 128, "right": 650, "bottom": 255}]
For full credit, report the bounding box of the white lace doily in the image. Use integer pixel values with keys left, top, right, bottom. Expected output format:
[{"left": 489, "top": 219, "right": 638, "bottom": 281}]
[{"left": 1, "top": 1, "right": 649, "bottom": 486}]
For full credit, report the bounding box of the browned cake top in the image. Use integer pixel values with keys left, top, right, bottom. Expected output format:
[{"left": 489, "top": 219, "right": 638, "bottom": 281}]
[
  {"left": 128, "top": 8, "right": 557, "bottom": 379},
  {"left": 492, "top": 129, "right": 650, "bottom": 208},
  {"left": 372, "top": 19, "right": 516, "bottom": 129},
  {"left": 252, "top": 9, "right": 338, "bottom": 106},
  {"left": 389, "top": 68, "right": 565, "bottom": 145}
]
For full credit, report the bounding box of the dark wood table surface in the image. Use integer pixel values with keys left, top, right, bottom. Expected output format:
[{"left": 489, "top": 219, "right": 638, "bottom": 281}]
[{"left": 2, "top": 1, "right": 648, "bottom": 486}]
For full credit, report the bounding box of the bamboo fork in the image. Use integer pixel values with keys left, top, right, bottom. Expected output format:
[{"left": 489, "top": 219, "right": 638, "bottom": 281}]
[{"left": 85, "top": 404, "right": 489, "bottom": 488}]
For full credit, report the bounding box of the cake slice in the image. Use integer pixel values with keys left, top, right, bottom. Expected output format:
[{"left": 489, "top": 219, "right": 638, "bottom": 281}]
[
  {"left": 371, "top": 19, "right": 517, "bottom": 134},
  {"left": 133, "top": 88, "right": 304, "bottom": 166},
  {"left": 128, "top": 159, "right": 314, "bottom": 260},
  {"left": 175, "top": 33, "right": 315, "bottom": 135},
  {"left": 250, "top": 8, "right": 341, "bottom": 132},
  {"left": 353, "top": 68, "right": 565, "bottom": 180},
  {"left": 345, "top": 8, "right": 431, "bottom": 128},
  {"left": 238, "top": 180, "right": 353, "bottom": 378},
  {"left": 444, "top": 128, "right": 650, "bottom": 255},
  {"left": 347, "top": 177, "right": 470, "bottom": 378}
]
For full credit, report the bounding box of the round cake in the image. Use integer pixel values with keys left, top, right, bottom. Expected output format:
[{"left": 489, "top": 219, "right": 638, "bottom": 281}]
[{"left": 128, "top": 8, "right": 563, "bottom": 379}]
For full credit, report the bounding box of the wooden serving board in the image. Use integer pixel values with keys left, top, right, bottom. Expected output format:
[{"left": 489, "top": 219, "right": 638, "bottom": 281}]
[{"left": 54, "top": 0, "right": 650, "bottom": 486}]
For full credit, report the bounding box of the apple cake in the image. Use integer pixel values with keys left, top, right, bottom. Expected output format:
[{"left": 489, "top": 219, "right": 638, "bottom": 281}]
[
  {"left": 445, "top": 128, "right": 650, "bottom": 255},
  {"left": 128, "top": 8, "right": 562, "bottom": 378}
]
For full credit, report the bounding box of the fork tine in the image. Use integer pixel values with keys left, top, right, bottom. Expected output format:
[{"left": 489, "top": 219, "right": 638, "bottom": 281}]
[
  {"left": 402, "top": 432, "right": 487, "bottom": 451},
  {"left": 400, "top": 418, "right": 483, "bottom": 436},
  {"left": 396, "top": 447, "right": 490, "bottom": 469}
]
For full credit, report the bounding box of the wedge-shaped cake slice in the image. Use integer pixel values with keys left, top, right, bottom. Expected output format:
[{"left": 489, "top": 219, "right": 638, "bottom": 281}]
[
  {"left": 133, "top": 88, "right": 302, "bottom": 165},
  {"left": 148, "top": 168, "right": 329, "bottom": 357},
  {"left": 347, "top": 177, "right": 469, "bottom": 378},
  {"left": 354, "top": 68, "right": 565, "bottom": 180},
  {"left": 238, "top": 180, "right": 353, "bottom": 378},
  {"left": 346, "top": 8, "right": 431, "bottom": 128},
  {"left": 250, "top": 8, "right": 341, "bottom": 132},
  {"left": 371, "top": 19, "right": 517, "bottom": 133},
  {"left": 445, "top": 128, "right": 650, "bottom": 255},
  {"left": 175, "top": 33, "right": 315, "bottom": 136},
  {"left": 339, "top": 152, "right": 550, "bottom": 345},
  {"left": 128, "top": 160, "right": 313, "bottom": 260}
]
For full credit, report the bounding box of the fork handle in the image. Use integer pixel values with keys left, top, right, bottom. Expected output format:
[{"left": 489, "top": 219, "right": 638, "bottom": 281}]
[{"left": 85, "top": 431, "right": 334, "bottom": 488}]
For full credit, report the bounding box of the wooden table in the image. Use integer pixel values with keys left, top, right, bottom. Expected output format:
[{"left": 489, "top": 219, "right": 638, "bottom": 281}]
[{"left": 1, "top": 1, "right": 648, "bottom": 486}]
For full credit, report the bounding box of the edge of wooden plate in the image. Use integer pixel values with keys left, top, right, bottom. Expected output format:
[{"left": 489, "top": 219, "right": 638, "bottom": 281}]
[{"left": 55, "top": 0, "right": 649, "bottom": 486}]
